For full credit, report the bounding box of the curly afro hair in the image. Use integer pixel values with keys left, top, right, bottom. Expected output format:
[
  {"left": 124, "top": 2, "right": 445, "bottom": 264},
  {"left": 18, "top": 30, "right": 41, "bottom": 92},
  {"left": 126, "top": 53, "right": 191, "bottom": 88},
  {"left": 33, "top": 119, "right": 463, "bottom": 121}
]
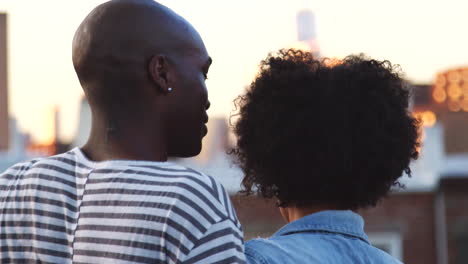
[{"left": 232, "top": 49, "right": 420, "bottom": 210}]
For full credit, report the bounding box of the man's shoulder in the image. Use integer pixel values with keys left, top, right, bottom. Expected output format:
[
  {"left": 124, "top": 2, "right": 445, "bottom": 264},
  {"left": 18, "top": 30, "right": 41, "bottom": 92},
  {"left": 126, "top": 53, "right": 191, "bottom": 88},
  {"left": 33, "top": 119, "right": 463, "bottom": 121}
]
[
  {"left": 127, "top": 163, "right": 241, "bottom": 226},
  {"left": 125, "top": 164, "right": 229, "bottom": 204},
  {"left": 127, "top": 163, "right": 225, "bottom": 197},
  {"left": 1, "top": 159, "right": 35, "bottom": 174},
  {"left": 0, "top": 150, "right": 77, "bottom": 180},
  {"left": 1, "top": 156, "right": 42, "bottom": 176}
]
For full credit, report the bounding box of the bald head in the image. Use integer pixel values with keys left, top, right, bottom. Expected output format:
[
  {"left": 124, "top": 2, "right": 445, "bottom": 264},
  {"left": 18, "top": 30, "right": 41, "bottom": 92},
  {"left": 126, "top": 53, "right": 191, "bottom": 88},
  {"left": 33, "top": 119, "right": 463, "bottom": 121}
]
[
  {"left": 74, "top": 0, "right": 212, "bottom": 159},
  {"left": 72, "top": 0, "right": 206, "bottom": 104}
]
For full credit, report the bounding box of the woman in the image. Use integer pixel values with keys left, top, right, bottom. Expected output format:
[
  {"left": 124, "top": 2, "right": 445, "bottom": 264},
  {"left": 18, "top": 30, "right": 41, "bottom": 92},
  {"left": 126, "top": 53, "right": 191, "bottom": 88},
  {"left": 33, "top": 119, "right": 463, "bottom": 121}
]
[{"left": 232, "top": 49, "right": 419, "bottom": 263}]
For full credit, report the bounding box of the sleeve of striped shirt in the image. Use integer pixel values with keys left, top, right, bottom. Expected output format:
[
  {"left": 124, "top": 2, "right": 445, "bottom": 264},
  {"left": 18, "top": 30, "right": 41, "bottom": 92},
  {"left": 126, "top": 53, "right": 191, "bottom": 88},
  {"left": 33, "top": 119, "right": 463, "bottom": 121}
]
[{"left": 182, "top": 218, "right": 246, "bottom": 264}]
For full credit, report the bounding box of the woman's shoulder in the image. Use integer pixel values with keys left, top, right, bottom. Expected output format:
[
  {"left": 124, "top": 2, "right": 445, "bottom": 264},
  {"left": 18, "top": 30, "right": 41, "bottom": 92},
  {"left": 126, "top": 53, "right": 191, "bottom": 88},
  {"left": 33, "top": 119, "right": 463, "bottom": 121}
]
[
  {"left": 245, "top": 238, "right": 276, "bottom": 264},
  {"left": 245, "top": 237, "right": 311, "bottom": 264}
]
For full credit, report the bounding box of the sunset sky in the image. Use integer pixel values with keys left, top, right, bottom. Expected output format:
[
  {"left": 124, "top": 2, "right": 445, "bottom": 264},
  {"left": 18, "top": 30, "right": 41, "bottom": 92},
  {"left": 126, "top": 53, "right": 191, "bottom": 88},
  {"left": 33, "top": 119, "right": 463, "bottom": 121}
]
[{"left": 1, "top": 0, "right": 468, "bottom": 143}]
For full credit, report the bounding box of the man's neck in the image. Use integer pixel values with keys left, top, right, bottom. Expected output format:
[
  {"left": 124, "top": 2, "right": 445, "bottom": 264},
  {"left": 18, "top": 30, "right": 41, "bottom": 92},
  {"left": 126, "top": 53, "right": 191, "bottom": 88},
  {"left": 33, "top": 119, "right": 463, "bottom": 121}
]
[
  {"left": 81, "top": 141, "right": 168, "bottom": 162},
  {"left": 82, "top": 119, "right": 168, "bottom": 162}
]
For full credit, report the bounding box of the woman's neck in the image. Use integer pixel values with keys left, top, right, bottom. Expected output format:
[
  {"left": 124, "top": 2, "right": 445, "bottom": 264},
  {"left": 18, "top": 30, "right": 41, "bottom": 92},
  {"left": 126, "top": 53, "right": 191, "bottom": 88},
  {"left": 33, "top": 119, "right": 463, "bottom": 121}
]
[{"left": 279, "top": 205, "right": 338, "bottom": 223}]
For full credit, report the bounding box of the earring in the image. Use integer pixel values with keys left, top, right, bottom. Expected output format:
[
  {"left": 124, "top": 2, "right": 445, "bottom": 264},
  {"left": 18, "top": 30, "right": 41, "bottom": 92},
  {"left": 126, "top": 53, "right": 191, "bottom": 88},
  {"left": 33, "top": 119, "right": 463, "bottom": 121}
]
[{"left": 168, "top": 87, "right": 173, "bottom": 92}]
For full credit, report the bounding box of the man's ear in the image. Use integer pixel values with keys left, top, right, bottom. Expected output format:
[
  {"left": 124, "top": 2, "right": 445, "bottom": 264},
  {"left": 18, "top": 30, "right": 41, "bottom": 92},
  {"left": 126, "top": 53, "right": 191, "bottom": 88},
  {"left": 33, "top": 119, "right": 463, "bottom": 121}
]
[{"left": 148, "top": 55, "right": 172, "bottom": 93}]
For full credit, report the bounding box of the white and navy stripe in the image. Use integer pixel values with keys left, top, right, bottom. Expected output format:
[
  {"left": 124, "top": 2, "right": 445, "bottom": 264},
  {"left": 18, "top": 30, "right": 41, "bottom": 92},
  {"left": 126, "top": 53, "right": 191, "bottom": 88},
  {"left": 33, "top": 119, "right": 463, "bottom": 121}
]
[{"left": 0, "top": 148, "right": 245, "bottom": 264}]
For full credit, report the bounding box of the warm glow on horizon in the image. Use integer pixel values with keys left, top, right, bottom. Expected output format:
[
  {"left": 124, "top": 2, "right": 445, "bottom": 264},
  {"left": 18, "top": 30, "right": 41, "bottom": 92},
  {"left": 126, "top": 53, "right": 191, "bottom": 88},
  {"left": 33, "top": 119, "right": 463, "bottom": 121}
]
[
  {"left": 40, "top": 106, "right": 57, "bottom": 145},
  {"left": 413, "top": 110, "right": 437, "bottom": 155},
  {"left": 414, "top": 110, "right": 437, "bottom": 128},
  {"left": 2, "top": 0, "right": 468, "bottom": 142},
  {"left": 289, "top": 41, "right": 312, "bottom": 52},
  {"left": 323, "top": 57, "right": 342, "bottom": 67}
]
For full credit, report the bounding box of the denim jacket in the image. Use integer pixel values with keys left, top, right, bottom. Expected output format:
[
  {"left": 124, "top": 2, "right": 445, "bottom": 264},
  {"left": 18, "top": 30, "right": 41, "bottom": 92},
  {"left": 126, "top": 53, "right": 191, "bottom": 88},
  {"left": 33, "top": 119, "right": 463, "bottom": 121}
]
[{"left": 245, "top": 210, "right": 402, "bottom": 264}]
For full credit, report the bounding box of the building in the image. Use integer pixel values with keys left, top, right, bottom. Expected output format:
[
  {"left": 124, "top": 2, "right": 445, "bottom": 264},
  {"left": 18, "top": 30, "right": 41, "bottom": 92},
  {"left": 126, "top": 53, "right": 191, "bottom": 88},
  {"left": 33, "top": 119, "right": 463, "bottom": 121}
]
[
  {"left": 0, "top": 13, "right": 9, "bottom": 150},
  {"left": 230, "top": 79, "right": 468, "bottom": 264},
  {"left": 231, "top": 161, "right": 468, "bottom": 264},
  {"left": 358, "top": 174, "right": 468, "bottom": 264},
  {"left": 0, "top": 13, "right": 51, "bottom": 171},
  {"left": 296, "top": 9, "right": 320, "bottom": 57},
  {"left": 0, "top": 118, "right": 35, "bottom": 171},
  {"left": 72, "top": 97, "right": 91, "bottom": 148},
  {"left": 413, "top": 68, "right": 468, "bottom": 154}
]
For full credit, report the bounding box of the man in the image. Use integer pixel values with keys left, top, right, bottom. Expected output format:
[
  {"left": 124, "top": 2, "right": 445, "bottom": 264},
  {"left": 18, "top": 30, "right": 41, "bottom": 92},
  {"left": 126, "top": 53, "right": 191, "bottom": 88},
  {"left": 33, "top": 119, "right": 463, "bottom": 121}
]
[{"left": 0, "top": 0, "right": 245, "bottom": 263}]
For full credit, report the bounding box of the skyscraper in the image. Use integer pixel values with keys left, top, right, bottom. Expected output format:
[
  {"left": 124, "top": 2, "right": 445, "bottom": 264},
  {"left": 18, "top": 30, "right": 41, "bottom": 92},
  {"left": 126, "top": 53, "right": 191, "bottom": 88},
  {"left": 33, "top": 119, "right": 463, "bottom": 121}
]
[
  {"left": 296, "top": 9, "right": 320, "bottom": 57},
  {"left": 0, "top": 13, "right": 8, "bottom": 150}
]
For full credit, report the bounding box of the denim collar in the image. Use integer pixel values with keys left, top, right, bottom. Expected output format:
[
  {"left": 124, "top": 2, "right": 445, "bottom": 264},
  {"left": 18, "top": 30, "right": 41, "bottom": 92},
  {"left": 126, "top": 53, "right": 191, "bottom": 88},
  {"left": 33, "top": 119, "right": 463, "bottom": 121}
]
[{"left": 272, "top": 210, "right": 369, "bottom": 244}]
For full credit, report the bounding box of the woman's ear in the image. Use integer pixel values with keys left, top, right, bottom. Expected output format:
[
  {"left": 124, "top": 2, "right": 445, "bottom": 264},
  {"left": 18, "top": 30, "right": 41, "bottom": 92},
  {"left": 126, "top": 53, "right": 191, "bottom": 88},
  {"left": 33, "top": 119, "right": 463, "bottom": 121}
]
[{"left": 279, "top": 206, "right": 290, "bottom": 223}]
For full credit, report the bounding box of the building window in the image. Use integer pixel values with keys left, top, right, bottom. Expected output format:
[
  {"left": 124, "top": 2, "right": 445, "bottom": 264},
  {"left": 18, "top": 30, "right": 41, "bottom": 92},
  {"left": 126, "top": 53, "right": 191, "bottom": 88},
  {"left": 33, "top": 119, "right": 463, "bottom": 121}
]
[{"left": 368, "top": 232, "right": 403, "bottom": 261}]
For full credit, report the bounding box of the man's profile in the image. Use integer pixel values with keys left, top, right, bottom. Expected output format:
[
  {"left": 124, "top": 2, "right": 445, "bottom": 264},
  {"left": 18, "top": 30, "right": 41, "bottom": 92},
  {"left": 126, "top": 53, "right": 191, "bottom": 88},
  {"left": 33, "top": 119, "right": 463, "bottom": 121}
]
[{"left": 0, "top": 0, "right": 245, "bottom": 263}]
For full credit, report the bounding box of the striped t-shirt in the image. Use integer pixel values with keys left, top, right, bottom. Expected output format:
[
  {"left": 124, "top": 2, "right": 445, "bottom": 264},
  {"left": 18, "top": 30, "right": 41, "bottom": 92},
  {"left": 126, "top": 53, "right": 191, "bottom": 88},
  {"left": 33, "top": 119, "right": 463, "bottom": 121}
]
[{"left": 0, "top": 148, "right": 245, "bottom": 264}]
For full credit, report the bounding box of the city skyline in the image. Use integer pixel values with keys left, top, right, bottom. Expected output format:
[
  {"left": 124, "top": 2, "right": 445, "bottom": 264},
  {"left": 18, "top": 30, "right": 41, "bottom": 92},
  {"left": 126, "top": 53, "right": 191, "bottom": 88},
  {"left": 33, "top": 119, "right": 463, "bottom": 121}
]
[{"left": 1, "top": 0, "right": 468, "bottom": 142}]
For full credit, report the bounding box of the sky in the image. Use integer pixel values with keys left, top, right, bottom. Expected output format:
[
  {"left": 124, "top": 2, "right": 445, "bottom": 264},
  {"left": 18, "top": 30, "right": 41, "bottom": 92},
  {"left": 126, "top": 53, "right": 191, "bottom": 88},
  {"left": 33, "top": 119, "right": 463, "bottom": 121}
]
[{"left": 1, "top": 0, "right": 468, "bottom": 143}]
